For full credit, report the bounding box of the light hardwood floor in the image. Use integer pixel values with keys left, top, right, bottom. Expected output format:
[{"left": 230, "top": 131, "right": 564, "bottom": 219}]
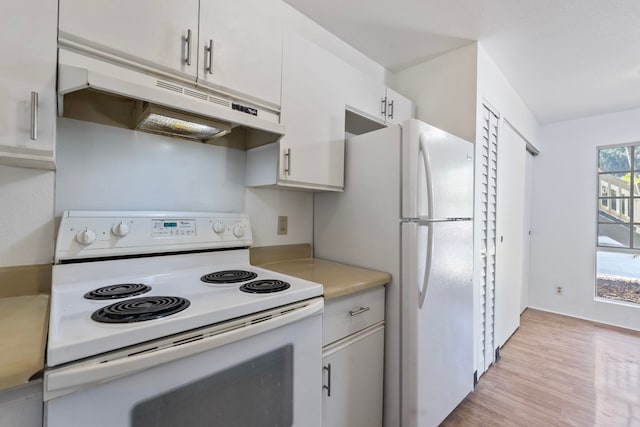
[{"left": 441, "top": 308, "right": 640, "bottom": 427}]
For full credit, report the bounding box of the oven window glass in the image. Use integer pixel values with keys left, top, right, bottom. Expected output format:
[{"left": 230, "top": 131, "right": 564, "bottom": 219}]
[{"left": 131, "top": 345, "right": 294, "bottom": 426}]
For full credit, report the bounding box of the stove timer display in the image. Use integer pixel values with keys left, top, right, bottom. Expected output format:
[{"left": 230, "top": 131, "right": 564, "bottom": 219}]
[{"left": 151, "top": 219, "right": 196, "bottom": 238}]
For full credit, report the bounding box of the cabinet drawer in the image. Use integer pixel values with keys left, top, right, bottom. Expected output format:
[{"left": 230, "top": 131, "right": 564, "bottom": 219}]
[{"left": 323, "top": 286, "right": 385, "bottom": 346}]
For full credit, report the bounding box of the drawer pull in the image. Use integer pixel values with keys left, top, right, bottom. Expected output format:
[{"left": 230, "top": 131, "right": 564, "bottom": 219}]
[
  {"left": 349, "top": 306, "right": 371, "bottom": 316},
  {"left": 184, "top": 29, "right": 193, "bottom": 66},
  {"left": 206, "top": 39, "right": 214, "bottom": 74},
  {"left": 323, "top": 363, "right": 332, "bottom": 397},
  {"left": 284, "top": 148, "right": 291, "bottom": 176},
  {"left": 30, "top": 91, "right": 38, "bottom": 141}
]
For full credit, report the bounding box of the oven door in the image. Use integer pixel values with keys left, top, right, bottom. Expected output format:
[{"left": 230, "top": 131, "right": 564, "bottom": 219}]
[{"left": 44, "top": 298, "right": 323, "bottom": 427}]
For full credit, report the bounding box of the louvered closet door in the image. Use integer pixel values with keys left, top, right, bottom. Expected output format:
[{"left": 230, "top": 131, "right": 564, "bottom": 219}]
[{"left": 477, "top": 105, "right": 499, "bottom": 376}]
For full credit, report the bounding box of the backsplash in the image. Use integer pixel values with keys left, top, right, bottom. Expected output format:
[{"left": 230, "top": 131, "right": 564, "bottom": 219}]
[
  {"left": 55, "top": 118, "right": 246, "bottom": 215},
  {"left": 0, "top": 265, "right": 51, "bottom": 297},
  {"left": 56, "top": 117, "right": 314, "bottom": 248},
  {"left": 0, "top": 166, "right": 55, "bottom": 267}
]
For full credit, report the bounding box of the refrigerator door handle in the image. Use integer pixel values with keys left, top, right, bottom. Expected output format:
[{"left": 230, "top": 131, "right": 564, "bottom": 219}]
[
  {"left": 419, "top": 135, "right": 434, "bottom": 220},
  {"left": 418, "top": 221, "right": 434, "bottom": 309},
  {"left": 417, "top": 135, "right": 435, "bottom": 309}
]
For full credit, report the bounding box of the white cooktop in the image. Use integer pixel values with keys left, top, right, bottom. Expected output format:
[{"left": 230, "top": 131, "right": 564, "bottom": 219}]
[{"left": 48, "top": 212, "right": 323, "bottom": 367}]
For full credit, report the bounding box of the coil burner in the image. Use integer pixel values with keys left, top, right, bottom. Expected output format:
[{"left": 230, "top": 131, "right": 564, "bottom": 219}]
[{"left": 91, "top": 296, "right": 190, "bottom": 323}]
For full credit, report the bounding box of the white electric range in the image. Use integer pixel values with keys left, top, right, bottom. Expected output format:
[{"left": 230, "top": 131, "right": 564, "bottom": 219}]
[{"left": 45, "top": 211, "right": 324, "bottom": 427}]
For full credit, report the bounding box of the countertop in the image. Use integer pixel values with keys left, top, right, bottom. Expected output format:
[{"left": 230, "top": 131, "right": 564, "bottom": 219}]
[
  {"left": 0, "top": 294, "right": 49, "bottom": 391},
  {"left": 252, "top": 245, "right": 391, "bottom": 300}
]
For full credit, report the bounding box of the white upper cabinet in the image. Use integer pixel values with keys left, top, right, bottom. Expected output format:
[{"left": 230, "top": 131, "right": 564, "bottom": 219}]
[
  {"left": 58, "top": 0, "right": 200, "bottom": 81},
  {"left": 385, "top": 87, "right": 414, "bottom": 125},
  {"left": 246, "top": 30, "right": 346, "bottom": 192},
  {"left": 346, "top": 73, "right": 387, "bottom": 123},
  {"left": 278, "top": 31, "right": 347, "bottom": 190},
  {"left": 344, "top": 69, "right": 415, "bottom": 126},
  {"left": 198, "top": 0, "right": 283, "bottom": 106},
  {"left": 58, "top": 0, "right": 283, "bottom": 106},
  {"left": 245, "top": 28, "right": 415, "bottom": 191},
  {"left": 0, "top": 0, "right": 57, "bottom": 169}
]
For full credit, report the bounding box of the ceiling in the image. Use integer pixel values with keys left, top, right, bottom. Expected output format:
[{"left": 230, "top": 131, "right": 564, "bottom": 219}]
[{"left": 283, "top": 0, "right": 640, "bottom": 124}]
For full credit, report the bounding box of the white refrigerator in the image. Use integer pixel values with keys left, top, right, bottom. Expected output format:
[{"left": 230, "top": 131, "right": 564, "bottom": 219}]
[{"left": 314, "top": 119, "right": 474, "bottom": 427}]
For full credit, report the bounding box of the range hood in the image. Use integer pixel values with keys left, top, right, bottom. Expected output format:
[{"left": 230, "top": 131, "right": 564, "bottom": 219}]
[{"left": 57, "top": 48, "right": 284, "bottom": 150}]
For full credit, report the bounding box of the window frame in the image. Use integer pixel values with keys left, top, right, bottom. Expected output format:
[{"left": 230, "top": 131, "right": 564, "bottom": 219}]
[
  {"left": 596, "top": 142, "right": 639, "bottom": 250},
  {"left": 595, "top": 142, "right": 640, "bottom": 307}
]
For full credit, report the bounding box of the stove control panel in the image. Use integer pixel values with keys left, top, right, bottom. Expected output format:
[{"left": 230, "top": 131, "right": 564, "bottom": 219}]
[
  {"left": 55, "top": 211, "right": 253, "bottom": 263},
  {"left": 151, "top": 219, "right": 196, "bottom": 238}
]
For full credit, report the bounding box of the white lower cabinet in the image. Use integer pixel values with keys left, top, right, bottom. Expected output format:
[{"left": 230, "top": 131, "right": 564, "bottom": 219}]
[
  {"left": 322, "top": 287, "right": 385, "bottom": 427},
  {"left": 0, "top": 382, "right": 43, "bottom": 427},
  {"left": 322, "top": 324, "right": 384, "bottom": 427}
]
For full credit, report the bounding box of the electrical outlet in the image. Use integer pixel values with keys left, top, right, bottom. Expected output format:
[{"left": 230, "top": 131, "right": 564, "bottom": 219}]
[
  {"left": 277, "top": 216, "right": 288, "bottom": 235},
  {"left": 555, "top": 286, "right": 563, "bottom": 295}
]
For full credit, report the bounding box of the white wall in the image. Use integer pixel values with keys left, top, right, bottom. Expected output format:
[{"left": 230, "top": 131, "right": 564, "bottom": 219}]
[
  {"left": 391, "top": 43, "right": 478, "bottom": 143},
  {"left": 390, "top": 42, "right": 542, "bottom": 146},
  {"left": 476, "top": 44, "right": 541, "bottom": 148},
  {"left": 245, "top": 188, "right": 313, "bottom": 246},
  {"left": 529, "top": 108, "right": 640, "bottom": 331},
  {"left": 280, "top": 2, "right": 387, "bottom": 85},
  {"left": 0, "top": 166, "right": 55, "bottom": 266}
]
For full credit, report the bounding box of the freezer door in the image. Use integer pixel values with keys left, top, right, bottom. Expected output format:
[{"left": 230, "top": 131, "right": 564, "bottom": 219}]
[
  {"left": 401, "top": 220, "right": 473, "bottom": 427},
  {"left": 402, "top": 119, "right": 474, "bottom": 220}
]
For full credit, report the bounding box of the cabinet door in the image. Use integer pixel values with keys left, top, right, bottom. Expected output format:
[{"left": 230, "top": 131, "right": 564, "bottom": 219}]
[
  {"left": 0, "top": 382, "right": 43, "bottom": 427},
  {"left": 322, "top": 325, "right": 384, "bottom": 427},
  {"left": 198, "top": 0, "right": 283, "bottom": 106},
  {"left": 345, "top": 71, "right": 387, "bottom": 124},
  {"left": 385, "top": 88, "right": 415, "bottom": 125},
  {"left": 58, "top": 0, "right": 199, "bottom": 80},
  {"left": 0, "top": 0, "right": 57, "bottom": 169},
  {"left": 279, "top": 31, "right": 346, "bottom": 190}
]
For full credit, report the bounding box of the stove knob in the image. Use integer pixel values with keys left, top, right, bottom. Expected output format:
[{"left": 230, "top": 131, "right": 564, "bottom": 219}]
[
  {"left": 233, "top": 225, "right": 245, "bottom": 238},
  {"left": 111, "top": 222, "right": 130, "bottom": 238},
  {"left": 76, "top": 228, "right": 97, "bottom": 245},
  {"left": 212, "top": 221, "right": 225, "bottom": 234}
]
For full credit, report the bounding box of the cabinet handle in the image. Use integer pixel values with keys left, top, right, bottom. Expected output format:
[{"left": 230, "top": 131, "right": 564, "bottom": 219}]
[
  {"left": 284, "top": 148, "right": 291, "bottom": 176},
  {"left": 205, "top": 39, "right": 214, "bottom": 75},
  {"left": 184, "top": 29, "right": 192, "bottom": 66},
  {"left": 323, "top": 363, "right": 332, "bottom": 397},
  {"left": 388, "top": 100, "right": 394, "bottom": 119},
  {"left": 381, "top": 97, "right": 387, "bottom": 117},
  {"left": 349, "top": 306, "right": 371, "bottom": 316},
  {"left": 30, "top": 91, "right": 38, "bottom": 141}
]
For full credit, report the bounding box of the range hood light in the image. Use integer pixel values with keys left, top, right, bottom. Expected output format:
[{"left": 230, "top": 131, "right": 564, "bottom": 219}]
[{"left": 136, "top": 105, "right": 231, "bottom": 141}]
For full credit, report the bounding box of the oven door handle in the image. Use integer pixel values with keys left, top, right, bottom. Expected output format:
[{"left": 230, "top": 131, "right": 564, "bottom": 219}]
[{"left": 44, "top": 297, "right": 324, "bottom": 401}]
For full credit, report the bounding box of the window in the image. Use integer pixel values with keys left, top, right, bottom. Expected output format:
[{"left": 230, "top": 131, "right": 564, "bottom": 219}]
[{"left": 596, "top": 144, "right": 640, "bottom": 305}]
